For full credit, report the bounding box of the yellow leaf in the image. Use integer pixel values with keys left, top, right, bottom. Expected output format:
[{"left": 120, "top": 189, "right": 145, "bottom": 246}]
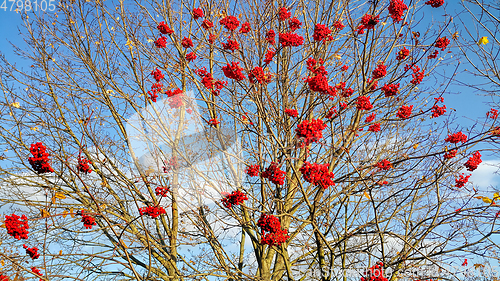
[
  {"left": 51, "top": 196, "right": 56, "bottom": 204},
  {"left": 364, "top": 191, "right": 371, "bottom": 200},
  {"left": 413, "top": 143, "right": 419, "bottom": 149},
  {"left": 59, "top": 250, "right": 62, "bottom": 255},
  {"left": 11, "top": 102, "right": 20, "bottom": 108},
  {"left": 41, "top": 209, "right": 50, "bottom": 218},
  {"left": 0, "top": 260, "right": 3, "bottom": 266},
  {"left": 70, "top": 208, "right": 75, "bottom": 218},
  {"left": 55, "top": 192, "right": 66, "bottom": 199},
  {"left": 494, "top": 193, "right": 500, "bottom": 201},
  {"left": 452, "top": 31, "right": 459, "bottom": 40},
  {"left": 62, "top": 210, "right": 68, "bottom": 218},
  {"left": 30, "top": 127, "right": 39, "bottom": 131},
  {"left": 478, "top": 36, "right": 489, "bottom": 45},
  {"left": 482, "top": 197, "right": 493, "bottom": 204}
]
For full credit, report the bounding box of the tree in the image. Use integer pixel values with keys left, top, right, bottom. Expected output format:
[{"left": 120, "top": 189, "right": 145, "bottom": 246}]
[{"left": 0, "top": 0, "right": 498, "bottom": 280}]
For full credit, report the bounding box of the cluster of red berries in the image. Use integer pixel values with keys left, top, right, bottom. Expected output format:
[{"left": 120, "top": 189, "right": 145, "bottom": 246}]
[
  {"left": 148, "top": 68, "right": 164, "bottom": 102},
  {"left": 372, "top": 63, "right": 387, "bottom": 79},
  {"left": 28, "top": 142, "right": 54, "bottom": 174},
  {"left": 487, "top": 108, "right": 498, "bottom": 119},
  {"left": 5, "top": 214, "right": 29, "bottom": 240},
  {"left": 208, "top": 118, "right": 220, "bottom": 127},
  {"left": 222, "top": 38, "right": 239, "bottom": 52},
  {"left": 357, "top": 14, "right": 380, "bottom": 34},
  {"left": 266, "top": 29, "right": 276, "bottom": 45},
  {"left": 23, "top": 244, "right": 40, "bottom": 260},
  {"left": 396, "top": 47, "right": 409, "bottom": 60},
  {"left": 410, "top": 65, "right": 425, "bottom": 85},
  {"left": 219, "top": 15, "right": 240, "bottom": 31},
  {"left": 356, "top": 96, "right": 373, "bottom": 111},
  {"left": 285, "top": 109, "right": 298, "bottom": 118},
  {"left": 202, "top": 20, "right": 214, "bottom": 30},
  {"left": 312, "top": 24, "right": 332, "bottom": 42},
  {"left": 139, "top": 206, "right": 166, "bottom": 219},
  {"left": 246, "top": 164, "right": 260, "bottom": 177},
  {"left": 443, "top": 149, "right": 457, "bottom": 159},
  {"left": 434, "top": 37, "right": 450, "bottom": 51},
  {"left": 295, "top": 118, "right": 327, "bottom": 147},
  {"left": 81, "top": 211, "right": 97, "bottom": 229},
  {"left": 278, "top": 7, "right": 291, "bottom": 21},
  {"left": 444, "top": 132, "right": 467, "bottom": 144},
  {"left": 168, "top": 94, "right": 184, "bottom": 109},
  {"left": 257, "top": 214, "right": 289, "bottom": 247},
  {"left": 425, "top": 0, "right": 444, "bottom": 8},
  {"left": 157, "top": 21, "right": 174, "bottom": 35},
  {"left": 221, "top": 190, "right": 248, "bottom": 208},
  {"left": 192, "top": 8, "right": 204, "bottom": 20},
  {"left": 222, "top": 62, "right": 246, "bottom": 81},
  {"left": 464, "top": 151, "right": 482, "bottom": 171},
  {"left": 361, "top": 262, "right": 388, "bottom": 281},
  {"left": 431, "top": 97, "right": 447, "bottom": 118},
  {"left": 369, "top": 123, "right": 381, "bottom": 132},
  {"left": 289, "top": 18, "right": 302, "bottom": 31},
  {"left": 264, "top": 49, "right": 275, "bottom": 64},
  {"left": 333, "top": 20, "right": 345, "bottom": 30},
  {"left": 261, "top": 162, "right": 286, "bottom": 185},
  {"left": 396, "top": 105, "right": 413, "bottom": 119},
  {"left": 155, "top": 186, "right": 170, "bottom": 197},
  {"left": 196, "top": 67, "right": 227, "bottom": 96},
  {"left": 249, "top": 67, "right": 271, "bottom": 84},
  {"left": 77, "top": 156, "right": 92, "bottom": 174},
  {"left": 305, "top": 57, "right": 337, "bottom": 97},
  {"left": 181, "top": 37, "right": 193, "bottom": 48},
  {"left": 376, "top": 159, "right": 393, "bottom": 170},
  {"left": 455, "top": 174, "right": 470, "bottom": 188},
  {"left": 279, "top": 32, "right": 304, "bottom": 47},
  {"left": 365, "top": 113, "right": 376, "bottom": 123},
  {"left": 240, "top": 22, "right": 251, "bottom": 33},
  {"left": 186, "top": 52, "right": 197, "bottom": 62},
  {"left": 0, "top": 274, "right": 8, "bottom": 281},
  {"left": 388, "top": 0, "right": 408, "bottom": 22},
  {"left": 300, "top": 162, "right": 335, "bottom": 189},
  {"left": 381, "top": 83, "right": 400, "bottom": 97},
  {"left": 31, "top": 267, "right": 43, "bottom": 280}
]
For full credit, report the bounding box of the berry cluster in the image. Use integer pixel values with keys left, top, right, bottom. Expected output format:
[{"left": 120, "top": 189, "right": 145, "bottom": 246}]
[
  {"left": 5, "top": 214, "right": 29, "bottom": 240},
  {"left": 245, "top": 164, "right": 260, "bottom": 177},
  {"left": 196, "top": 67, "right": 227, "bottom": 96},
  {"left": 285, "top": 108, "right": 298, "bottom": 118},
  {"left": 396, "top": 105, "right": 413, "bottom": 119},
  {"left": 202, "top": 20, "right": 214, "bottom": 30},
  {"left": 295, "top": 118, "right": 327, "bottom": 147},
  {"left": 222, "top": 62, "right": 246, "bottom": 81},
  {"left": 81, "top": 211, "right": 97, "bottom": 229},
  {"left": 151, "top": 68, "right": 164, "bottom": 82},
  {"left": 289, "top": 18, "right": 302, "bottom": 31},
  {"left": 28, "top": 142, "right": 54, "bottom": 174},
  {"left": 266, "top": 29, "right": 276, "bottom": 45},
  {"left": 361, "top": 262, "right": 388, "bottom": 281},
  {"left": 434, "top": 37, "right": 450, "bottom": 51},
  {"left": 219, "top": 16, "right": 240, "bottom": 31},
  {"left": 444, "top": 132, "right": 467, "bottom": 144},
  {"left": 376, "top": 159, "right": 393, "bottom": 170},
  {"left": 148, "top": 68, "right": 164, "bottom": 102},
  {"left": 31, "top": 267, "right": 43, "bottom": 280},
  {"left": 264, "top": 49, "right": 275, "bottom": 64},
  {"left": 431, "top": 97, "right": 446, "bottom": 118},
  {"left": 181, "top": 37, "right": 193, "bottom": 48},
  {"left": 372, "top": 63, "right": 387, "bottom": 79},
  {"left": 208, "top": 118, "right": 220, "bottom": 127},
  {"left": 154, "top": 36, "right": 167, "bottom": 48},
  {"left": 300, "top": 162, "right": 335, "bottom": 189},
  {"left": 425, "top": 0, "right": 444, "bottom": 8},
  {"left": 279, "top": 32, "right": 304, "bottom": 47},
  {"left": 410, "top": 65, "right": 425, "bottom": 85},
  {"left": 365, "top": 113, "right": 376, "bottom": 123},
  {"left": 249, "top": 67, "right": 271, "bottom": 84},
  {"left": 240, "top": 22, "right": 251, "bottom": 33},
  {"left": 305, "top": 58, "right": 336, "bottom": 97},
  {"left": 77, "top": 156, "right": 92, "bottom": 174},
  {"left": 381, "top": 83, "right": 400, "bottom": 97},
  {"left": 487, "top": 108, "right": 498, "bottom": 119},
  {"left": 221, "top": 190, "right": 248, "bottom": 208},
  {"left": 257, "top": 214, "right": 289, "bottom": 247},
  {"left": 192, "top": 8, "right": 204, "bottom": 20},
  {"left": 369, "top": 123, "right": 381, "bottom": 132},
  {"left": 333, "top": 20, "right": 345, "bottom": 30},
  {"left": 155, "top": 186, "right": 170, "bottom": 197},
  {"left": 278, "top": 7, "right": 291, "bottom": 21},
  {"left": 388, "top": 0, "right": 408, "bottom": 22},
  {"left": 139, "top": 206, "right": 166, "bottom": 219},
  {"left": 312, "top": 24, "right": 332, "bottom": 42},
  {"left": 157, "top": 21, "right": 174, "bottom": 35},
  {"left": 443, "top": 149, "right": 457, "bottom": 159},
  {"left": 356, "top": 96, "right": 373, "bottom": 111},
  {"left": 222, "top": 38, "right": 239, "bottom": 52},
  {"left": 464, "top": 151, "right": 482, "bottom": 171},
  {"left": 23, "top": 244, "right": 40, "bottom": 260},
  {"left": 261, "top": 162, "right": 286, "bottom": 185},
  {"left": 186, "top": 52, "right": 197, "bottom": 62},
  {"left": 357, "top": 14, "right": 380, "bottom": 34},
  {"left": 396, "top": 47, "right": 409, "bottom": 60},
  {"left": 455, "top": 174, "right": 470, "bottom": 188}
]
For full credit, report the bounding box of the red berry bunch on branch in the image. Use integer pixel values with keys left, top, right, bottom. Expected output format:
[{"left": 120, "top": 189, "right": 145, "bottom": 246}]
[
  {"left": 295, "top": 118, "right": 327, "bottom": 146},
  {"left": 77, "top": 156, "right": 92, "bottom": 174},
  {"left": 257, "top": 214, "right": 289, "bottom": 247},
  {"left": 28, "top": 142, "right": 54, "bottom": 174},
  {"left": 261, "top": 162, "right": 286, "bottom": 185},
  {"left": 299, "top": 162, "right": 335, "bottom": 189},
  {"left": 5, "top": 214, "right": 29, "bottom": 240},
  {"left": 139, "top": 206, "right": 166, "bottom": 218},
  {"left": 221, "top": 190, "right": 248, "bottom": 208},
  {"left": 464, "top": 151, "right": 482, "bottom": 171},
  {"left": 81, "top": 211, "right": 97, "bottom": 229},
  {"left": 23, "top": 244, "right": 40, "bottom": 260},
  {"left": 361, "top": 262, "right": 388, "bottom": 281}
]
